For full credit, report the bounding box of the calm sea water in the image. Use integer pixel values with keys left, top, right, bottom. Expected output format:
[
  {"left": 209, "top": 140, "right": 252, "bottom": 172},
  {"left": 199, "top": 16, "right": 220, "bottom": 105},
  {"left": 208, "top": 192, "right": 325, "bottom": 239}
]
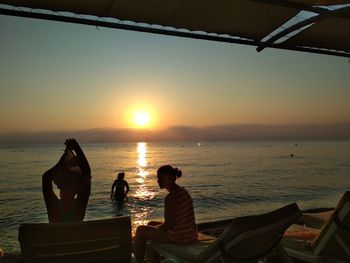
[{"left": 1, "top": 141, "right": 350, "bottom": 252}]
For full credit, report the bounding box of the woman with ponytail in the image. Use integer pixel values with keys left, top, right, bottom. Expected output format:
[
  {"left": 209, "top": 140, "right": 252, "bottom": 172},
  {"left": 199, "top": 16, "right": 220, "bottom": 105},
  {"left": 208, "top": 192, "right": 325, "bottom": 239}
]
[{"left": 134, "top": 165, "right": 197, "bottom": 263}]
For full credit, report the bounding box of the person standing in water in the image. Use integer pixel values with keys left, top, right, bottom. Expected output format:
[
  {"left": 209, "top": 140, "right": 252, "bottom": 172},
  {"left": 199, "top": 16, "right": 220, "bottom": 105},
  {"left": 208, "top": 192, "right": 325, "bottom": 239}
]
[
  {"left": 42, "top": 138, "right": 91, "bottom": 222},
  {"left": 110, "top": 172, "right": 130, "bottom": 201},
  {"left": 134, "top": 165, "right": 198, "bottom": 263}
]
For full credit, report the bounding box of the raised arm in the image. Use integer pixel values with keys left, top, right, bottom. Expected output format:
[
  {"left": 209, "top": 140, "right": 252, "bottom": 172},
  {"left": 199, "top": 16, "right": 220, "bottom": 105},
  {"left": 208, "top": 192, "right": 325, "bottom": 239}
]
[
  {"left": 42, "top": 170, "right": 57, "bottom": 205},
  {"left": 75, "top": 177, "right": 91, "bottom": 220},
  {"left": 65, "top": 139, "right": 91, "bottom": 220},
  {"left": 65, "top": 138, "right": 91, "bottom": 178},
  {"left": 42, "top": 165, "right": 60, "bottom": 222}
]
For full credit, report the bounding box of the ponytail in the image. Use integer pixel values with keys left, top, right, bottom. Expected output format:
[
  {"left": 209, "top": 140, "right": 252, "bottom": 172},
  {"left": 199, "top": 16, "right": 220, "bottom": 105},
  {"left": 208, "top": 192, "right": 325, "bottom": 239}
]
[{"left": 157, "top": 165, "right": 182, "bottom": 179}]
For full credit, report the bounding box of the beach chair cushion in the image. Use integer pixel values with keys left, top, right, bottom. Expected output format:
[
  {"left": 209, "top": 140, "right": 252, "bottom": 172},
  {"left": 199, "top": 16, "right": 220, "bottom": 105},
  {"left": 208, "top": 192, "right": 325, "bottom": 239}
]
[
  {"left": 284, "top": 223, "right": 320, "bottom": 241},
  {"left": 18, "top": 216, "right": 132, "bottom": 263}
]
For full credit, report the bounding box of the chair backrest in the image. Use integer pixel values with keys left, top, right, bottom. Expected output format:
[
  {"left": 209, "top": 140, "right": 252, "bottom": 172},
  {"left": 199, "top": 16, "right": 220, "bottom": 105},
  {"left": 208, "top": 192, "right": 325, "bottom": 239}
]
[
  {"left": 311, "top": 191, "right": 350, "bottom": 260},
  {"left": 18, "top": 216, "right": 131, "bottom": 263},
  {"left": 196, "top": 203, "right": 301, "bottom": 263}
]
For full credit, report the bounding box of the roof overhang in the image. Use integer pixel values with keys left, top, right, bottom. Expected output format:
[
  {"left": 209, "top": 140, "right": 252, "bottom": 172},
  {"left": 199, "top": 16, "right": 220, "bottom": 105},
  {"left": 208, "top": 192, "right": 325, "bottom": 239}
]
[{"left": 0, "top": 0, "right": 349, "bottom": 57}]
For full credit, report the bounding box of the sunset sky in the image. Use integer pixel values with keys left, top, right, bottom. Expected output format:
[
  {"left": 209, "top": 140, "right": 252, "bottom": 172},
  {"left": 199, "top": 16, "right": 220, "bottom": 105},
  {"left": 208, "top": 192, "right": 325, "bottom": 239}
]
[{"left": 0, "top": 14, "right": 349, "bottom": 135}]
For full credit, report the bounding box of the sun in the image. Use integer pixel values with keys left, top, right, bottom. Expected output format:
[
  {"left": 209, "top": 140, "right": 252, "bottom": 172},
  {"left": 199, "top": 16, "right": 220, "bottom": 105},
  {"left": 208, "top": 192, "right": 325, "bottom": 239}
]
[
  {"left": 126, "top": 105, "right": 156, "bottom": 128},
  {"left": 134, "top": 111, "right": 150, "bottom": 127}
]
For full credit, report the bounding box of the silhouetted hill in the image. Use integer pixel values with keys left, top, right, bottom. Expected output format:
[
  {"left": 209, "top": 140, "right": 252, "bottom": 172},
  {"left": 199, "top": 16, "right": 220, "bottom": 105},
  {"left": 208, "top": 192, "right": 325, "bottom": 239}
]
[{"left": 1, "top": 123, "right": 350, "bottom": 144}]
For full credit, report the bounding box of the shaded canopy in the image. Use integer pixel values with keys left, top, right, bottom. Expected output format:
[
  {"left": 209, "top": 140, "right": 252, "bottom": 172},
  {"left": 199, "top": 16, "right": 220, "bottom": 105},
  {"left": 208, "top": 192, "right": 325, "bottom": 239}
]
[{"left": 0, "top": 0, "right": 349, "bottom": 57}]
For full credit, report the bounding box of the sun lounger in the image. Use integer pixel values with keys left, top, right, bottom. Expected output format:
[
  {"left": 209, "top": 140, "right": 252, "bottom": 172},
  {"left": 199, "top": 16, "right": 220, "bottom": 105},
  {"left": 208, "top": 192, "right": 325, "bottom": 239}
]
[
  {"left": 18, "top": 216, "right": 132, "bottom": 263},
  {"left": 150, "top": 203, "right": 301, "bottom": 263},
  {"left": 283, "top": 191, "right": 350, "bottom": 262}
]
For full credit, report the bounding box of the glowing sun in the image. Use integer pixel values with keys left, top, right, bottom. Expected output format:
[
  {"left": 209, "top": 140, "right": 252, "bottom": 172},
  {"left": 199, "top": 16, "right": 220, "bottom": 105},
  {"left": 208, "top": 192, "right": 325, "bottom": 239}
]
[{"left": 134, "top": 111, "right": 150, "bottom": 127}]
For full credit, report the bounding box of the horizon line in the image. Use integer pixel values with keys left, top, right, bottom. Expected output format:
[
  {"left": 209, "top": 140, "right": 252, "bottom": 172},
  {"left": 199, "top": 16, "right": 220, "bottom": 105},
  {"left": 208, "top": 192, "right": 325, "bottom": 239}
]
[{"left": 1, "top": 123, "right": 350, "bottom": 144}]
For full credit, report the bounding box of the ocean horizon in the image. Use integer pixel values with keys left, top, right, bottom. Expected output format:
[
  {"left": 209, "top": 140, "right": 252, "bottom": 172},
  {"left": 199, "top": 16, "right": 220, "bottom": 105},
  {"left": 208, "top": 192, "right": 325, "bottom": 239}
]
[
  {"left": 1, "top": 140, "right": 350, "bottom": 253},
  {"left": 1, "top": 123, "right": 350, "bottom": 144}
]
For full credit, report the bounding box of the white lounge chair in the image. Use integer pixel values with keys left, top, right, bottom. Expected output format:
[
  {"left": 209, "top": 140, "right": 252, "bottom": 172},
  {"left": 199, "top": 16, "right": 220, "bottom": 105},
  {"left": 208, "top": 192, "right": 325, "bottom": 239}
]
[
  {"left": 283, "top": 191, "right": 350, "bottom": 262},
  {"left": 150, "top": 203, "right": 301, "bottom": 263},
  {"left": 18, "top": 216, "right": 132, "bottom": 263}
]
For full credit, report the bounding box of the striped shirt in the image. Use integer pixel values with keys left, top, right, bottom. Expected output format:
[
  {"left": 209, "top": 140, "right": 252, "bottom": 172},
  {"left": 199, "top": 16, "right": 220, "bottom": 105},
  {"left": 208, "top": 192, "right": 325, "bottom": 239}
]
[{"left": 166, "top": 187, "right": 198, "bottom": 243}]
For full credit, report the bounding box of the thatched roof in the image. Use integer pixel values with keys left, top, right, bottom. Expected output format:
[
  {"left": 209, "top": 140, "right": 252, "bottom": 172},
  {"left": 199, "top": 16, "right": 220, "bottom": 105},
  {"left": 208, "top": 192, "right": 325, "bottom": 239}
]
[{"left": 0, "top": 0, "right": 349, "bottom": 57}]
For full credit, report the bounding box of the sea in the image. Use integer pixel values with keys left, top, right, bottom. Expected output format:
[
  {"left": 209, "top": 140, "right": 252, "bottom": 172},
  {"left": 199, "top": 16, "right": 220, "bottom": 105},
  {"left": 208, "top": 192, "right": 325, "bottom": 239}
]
[{"left": 1, "top": 140, "right": 350, "bottom": 253}]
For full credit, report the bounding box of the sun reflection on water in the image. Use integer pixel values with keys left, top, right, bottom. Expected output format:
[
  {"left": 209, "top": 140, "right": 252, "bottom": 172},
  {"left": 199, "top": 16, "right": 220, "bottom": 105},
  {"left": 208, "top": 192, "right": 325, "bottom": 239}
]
[
  {"left": 131, "top": 142, "right": 156, "bottom": 232},
  {"left": 134, "top": 142, "right": 155, "bottom": 199},
  {"left": 131, "top": 207, "right": 151, "bottom": 233},
  {"left": 137, "top": 142, "right": 147, "bottom": 167}
]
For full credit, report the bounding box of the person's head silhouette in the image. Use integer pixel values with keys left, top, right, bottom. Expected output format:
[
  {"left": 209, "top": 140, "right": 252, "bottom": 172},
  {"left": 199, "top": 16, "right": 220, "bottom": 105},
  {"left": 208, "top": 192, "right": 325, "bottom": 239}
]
[{"left": 117, "top": 172, "right": 125, "bottom": 180}]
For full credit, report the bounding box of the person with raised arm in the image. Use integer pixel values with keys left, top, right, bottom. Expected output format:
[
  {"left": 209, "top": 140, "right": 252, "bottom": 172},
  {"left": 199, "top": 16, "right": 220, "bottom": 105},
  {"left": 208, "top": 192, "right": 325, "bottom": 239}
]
[{"left": 42, "top": 138, "right": 91, "bottom": 222}]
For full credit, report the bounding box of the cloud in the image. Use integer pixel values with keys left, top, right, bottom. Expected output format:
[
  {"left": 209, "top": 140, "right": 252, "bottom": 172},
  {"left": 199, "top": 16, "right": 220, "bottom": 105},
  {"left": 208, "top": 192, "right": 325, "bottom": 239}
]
[{"left": 0, "top": 123, "right": 350, "bottom": 144}]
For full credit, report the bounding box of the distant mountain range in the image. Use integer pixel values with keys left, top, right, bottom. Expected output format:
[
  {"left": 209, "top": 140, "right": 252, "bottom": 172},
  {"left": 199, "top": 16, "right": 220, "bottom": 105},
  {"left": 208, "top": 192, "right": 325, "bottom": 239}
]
[{"left": 1, "top": 123, "right": 350, "bottom": 144}]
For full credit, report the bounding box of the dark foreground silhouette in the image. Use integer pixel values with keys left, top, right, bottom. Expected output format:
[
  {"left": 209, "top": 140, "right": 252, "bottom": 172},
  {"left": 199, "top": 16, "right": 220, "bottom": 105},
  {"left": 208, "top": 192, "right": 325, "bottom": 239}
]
[{"left": 42, "top": 138, "right": 91, "bottom": 222}]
